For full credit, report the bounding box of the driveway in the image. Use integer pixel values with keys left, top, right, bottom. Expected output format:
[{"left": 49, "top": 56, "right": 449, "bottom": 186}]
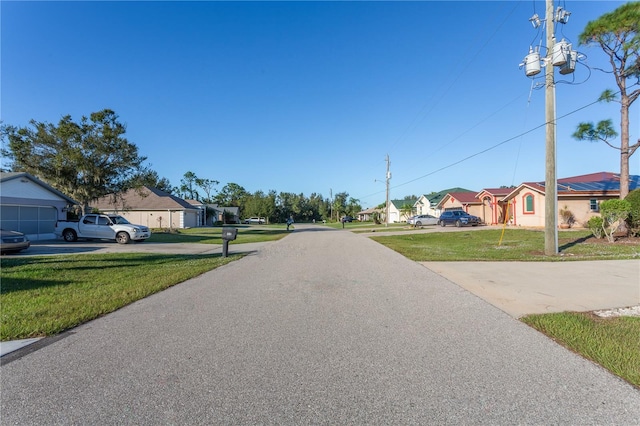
[{"left": 1, "top": 224, "right": 638, "bottom": 424}]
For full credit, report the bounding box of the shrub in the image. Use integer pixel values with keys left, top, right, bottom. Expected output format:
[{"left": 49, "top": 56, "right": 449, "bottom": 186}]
[
  {"left": 600, "top": 199, "right": 632, "bottom": 242},
  {"left": 559, "top": 206, "right": 576, "bottom": 227},
  {"left": 625, "top": 189, "right": 640, "bottom": 237},
  {"left": 587, "top": 216, "right": 604, "bottom": 239}
]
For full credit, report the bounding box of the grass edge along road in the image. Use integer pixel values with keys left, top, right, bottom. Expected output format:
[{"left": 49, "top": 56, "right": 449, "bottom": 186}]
[
  {"left": 371, "top": 227, "right": 639, "bottom": 388},
  {"left": 1, "top": 253, "right": 241, "bottom": 341}
]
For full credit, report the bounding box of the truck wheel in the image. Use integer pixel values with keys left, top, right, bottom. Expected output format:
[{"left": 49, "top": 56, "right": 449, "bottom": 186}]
[
  {"left": 455, "top": 220, "right": 462, "bottom": 227},
  {"left": 116, "top": 232, "right": 131, "bottom": 244},
  {"left": 62, "top": 229, "right": 78, "bottom": 242}
]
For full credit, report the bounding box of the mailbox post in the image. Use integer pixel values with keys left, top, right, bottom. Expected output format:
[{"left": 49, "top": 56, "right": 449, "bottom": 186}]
[{"left": 221, "top": 227, "right": 238, "bottom": 257}]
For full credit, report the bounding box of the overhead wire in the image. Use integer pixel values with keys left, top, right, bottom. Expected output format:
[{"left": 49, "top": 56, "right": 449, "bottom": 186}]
[{"left": 358, "top": 92, "right": 612, "bottom": 201}]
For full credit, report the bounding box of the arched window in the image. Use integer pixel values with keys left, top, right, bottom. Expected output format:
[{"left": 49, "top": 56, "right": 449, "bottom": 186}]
[{"left": 523, "top": 193, "right": 534, "bottom": 214}]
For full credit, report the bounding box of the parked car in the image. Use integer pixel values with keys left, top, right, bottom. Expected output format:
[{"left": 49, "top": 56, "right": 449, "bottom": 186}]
[
  {"left": 406, "top": 215, "right": 417, "bottom": 225},
  {"left": 413, "top": 214, "right": 439, "bottom": 227},
  {"left": 0, "top": 229, "right": 31, "bottom": 254},
  {"left": 55, "top": 214, "right": 151, "bottom": 244},
  {"left": 341, "top": 216, "right": 353, "bottom": 223},
  {"left": 438, "top": 210, "right": 480, "bottom": 227},
  {"left": 244, "top": 217, "right": 265, "bottom": 224}
]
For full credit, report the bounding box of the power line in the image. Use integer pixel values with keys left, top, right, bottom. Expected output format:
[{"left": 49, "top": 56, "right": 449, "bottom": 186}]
[{"left": 357, "top": 93, "right": 608, "bottom": 201}]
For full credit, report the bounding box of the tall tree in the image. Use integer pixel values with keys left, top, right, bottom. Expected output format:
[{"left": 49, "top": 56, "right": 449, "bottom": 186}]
[
  {"left": 575, "top": 2, "right": 640, "bottom": 198},
  {"left": 214, "top": 183, "right": 248, "bottom": 207},
  {"left": 1, "top": 109, "right": 146, "bottom": 214},
  {"left": 180, "top": 171, "right": 199, "bottom": 200},
  {"left": 196, "top": 177, "right": 219, "bottom": 203}
]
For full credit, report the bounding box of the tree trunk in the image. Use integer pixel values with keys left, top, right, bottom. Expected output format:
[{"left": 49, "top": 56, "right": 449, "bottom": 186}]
[{"left": 620, "top": 93, "right": 630, "bottom": 199}]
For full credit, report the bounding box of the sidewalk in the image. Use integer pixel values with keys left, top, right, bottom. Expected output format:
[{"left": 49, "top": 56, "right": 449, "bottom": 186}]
[{"left": 422, "top": 260, "right": 640, "bottom": 318}]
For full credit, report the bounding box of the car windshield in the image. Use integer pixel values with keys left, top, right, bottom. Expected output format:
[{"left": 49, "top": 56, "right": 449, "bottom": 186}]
[{"left": 109, "top": 215, "right": 131, "bottom": 225}]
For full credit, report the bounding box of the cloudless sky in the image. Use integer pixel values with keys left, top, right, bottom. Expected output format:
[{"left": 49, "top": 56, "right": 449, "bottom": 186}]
[{"left": 2, "top": 0, "right": 638, "bottom": 207}]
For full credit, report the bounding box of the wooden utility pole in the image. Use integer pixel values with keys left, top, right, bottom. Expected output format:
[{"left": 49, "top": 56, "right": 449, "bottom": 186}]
[
  {"left": 385, "top": 154, "right": 390, "bottom": 227},
  {"left": 544, "top": 0, "right": 558, "bottom": 255}
]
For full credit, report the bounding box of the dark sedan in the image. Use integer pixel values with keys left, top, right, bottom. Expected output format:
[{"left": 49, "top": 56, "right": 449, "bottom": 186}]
[{"left": 438, "top": 211, "right": 480, "bottom": 227}]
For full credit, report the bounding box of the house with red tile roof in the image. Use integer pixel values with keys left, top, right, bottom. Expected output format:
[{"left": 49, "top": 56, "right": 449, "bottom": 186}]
[{"left": 502, "top": 172, "right": 639, "bottom": 228}]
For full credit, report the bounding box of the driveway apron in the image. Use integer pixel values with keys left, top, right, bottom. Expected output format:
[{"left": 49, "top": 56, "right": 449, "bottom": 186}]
[{"left": 2, "top": 225, "right": 639, "bottom": 424}]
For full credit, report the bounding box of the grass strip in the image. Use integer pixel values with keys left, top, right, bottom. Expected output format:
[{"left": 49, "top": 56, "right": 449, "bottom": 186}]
[
  {"left": 1, "top": 253, "right": 239, "bottom": 340},
  {"left": 147, "top": 226, "right": 289, "bottom": 244},
  {"left": 522, "top": 312, "right": 640, "bottom": 388},
  {"left": 371, "top": 229, "right": 639, "bottom": 261}
]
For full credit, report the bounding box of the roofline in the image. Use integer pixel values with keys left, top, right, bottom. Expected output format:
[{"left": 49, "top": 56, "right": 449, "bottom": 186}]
[{"left": 0, "top": 172, "right": 79, "bottom": 205}]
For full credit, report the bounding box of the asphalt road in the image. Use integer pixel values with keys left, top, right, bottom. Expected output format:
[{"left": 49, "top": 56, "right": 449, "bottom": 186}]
[{"left": 2, "top": 225, "right": 639, "bottom": 424}]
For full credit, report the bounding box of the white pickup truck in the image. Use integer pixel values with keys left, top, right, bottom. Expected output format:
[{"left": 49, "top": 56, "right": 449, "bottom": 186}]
[{"left": 55, "top": 214, "right": 151, "bottom": 244}]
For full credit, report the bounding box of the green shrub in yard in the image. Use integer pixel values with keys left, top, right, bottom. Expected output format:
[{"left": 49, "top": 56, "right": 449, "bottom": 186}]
[
  {"left": 625, "top": 189, "right": 640, "bottom": 237},
  {"left": 587, "top": 216, "right": 604, "bottom": 239},
  {"left": 600, "top": 199, "right": 631, "bottom": 242}
]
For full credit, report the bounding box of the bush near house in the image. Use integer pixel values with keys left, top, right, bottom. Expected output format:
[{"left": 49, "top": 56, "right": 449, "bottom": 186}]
[
  {"left": 600, "top": 199, "right": 632, "bottom": 242},
  {"left": 625, "top": 189, "right": 640, "bottom": 237}
]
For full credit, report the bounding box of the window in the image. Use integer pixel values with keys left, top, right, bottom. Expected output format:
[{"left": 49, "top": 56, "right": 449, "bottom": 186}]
[
  {"left": 590, "top": 199, "right": 599, "bottom": 212},
  {"left": 523, "top": 193, "right": 534, "bottom": 214}
]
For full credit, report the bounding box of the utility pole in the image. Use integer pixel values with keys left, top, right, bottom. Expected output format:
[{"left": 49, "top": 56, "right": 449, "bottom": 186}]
[
  {"left": 544, "top": 0, "right": 558, "bottom": 255},
  {"left": 330, "top": 188, "right": 333, "bottom": 222},
  {"left": 385, "top": 154, "right": 391, "bottom": 227}
]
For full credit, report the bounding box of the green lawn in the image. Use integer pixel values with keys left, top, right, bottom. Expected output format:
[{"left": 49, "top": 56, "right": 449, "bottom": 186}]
[
  {"left": 1, "top": 253, "right": 239, "bottom": 340},
  {"left": 371, "top": 228, "right": 639, "bottom": 261}
]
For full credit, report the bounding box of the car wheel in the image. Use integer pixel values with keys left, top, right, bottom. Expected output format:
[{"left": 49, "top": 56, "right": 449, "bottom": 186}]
[
  {"left": 455, "top": 220, "right": 462, "bottom": 227},
  {"left": 116, "top": 231, "right": 131, "bottom": 244},
  {"left": 416, "top": 221, "right": 422, "bottom": 227},
  {"left": 440, "top": 220, "right": 445, "bottom": 227},
  {"left": 62, "top": 229, "right": 78, "bottom": 242}
]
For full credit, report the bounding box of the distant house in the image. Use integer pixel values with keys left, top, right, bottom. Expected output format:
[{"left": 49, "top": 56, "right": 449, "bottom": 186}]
[
  {"left": 206, "top": 204, "right": 240, "bottom": 225},
  {"left": 387, "top": 199, "right": 417, "bottom": 223},
  {"left": 502, "top": 172, "right": 639, "bottom": 228},
  {"left": 414, "top": 188, "right": 475, "bottom": 218},
  {"left": 91, "top": 186, "right": 200, "bottom": 229},
  {"left": 0, "top": 172, "right": 78, "bottom": 240},
  {"left": 436, "top": 191, "right": 483, "bottom": 218},
  {"left": 356, "top": 207, "right": 381, "bottom": 222}
]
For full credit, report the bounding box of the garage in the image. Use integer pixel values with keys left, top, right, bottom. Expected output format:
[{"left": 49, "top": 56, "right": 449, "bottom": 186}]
[{"left": 0, "top": 172, "right": 77, "bottom": 241}]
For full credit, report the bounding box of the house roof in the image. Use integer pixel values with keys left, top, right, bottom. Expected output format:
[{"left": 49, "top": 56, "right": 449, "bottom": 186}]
[
  {"left": 476, "top": 187, "right": 513, "bottom": 198},
  {"left": 0, "top": 171, "right": 78, "bottom": 204},
  {"left": 185, "top": 199, "right": 204, "bottom": 207},
  {"left": 503, "top": 173, "right": 639, "bottom": 201},
  {"left": 389, "top": 199, "right": 417, "bottom": 209},
  {"left": 357, "top": 207, "right": 381, "bottom": 215},
  {"left": 91, "top": 186, "right": 198, "bottom": 211},
  {"left": 437, "top": 191, "right": 482, "bottom": 208},
  {"left": 425, "top": 188, "right": 475, "bottom": 206},
  {"left": 207, "top": 204, "right": 240, "bottom": 215}
]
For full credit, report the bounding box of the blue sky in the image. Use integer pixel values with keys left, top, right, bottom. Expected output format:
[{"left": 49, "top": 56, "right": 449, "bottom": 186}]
[{"left": 2, "top": 1, "right": 637, "bottom": 208}]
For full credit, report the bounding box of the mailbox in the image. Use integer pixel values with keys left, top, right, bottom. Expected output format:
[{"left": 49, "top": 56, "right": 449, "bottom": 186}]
[{"left": 221, "top": 227, "right": 238, "bottom": 241}]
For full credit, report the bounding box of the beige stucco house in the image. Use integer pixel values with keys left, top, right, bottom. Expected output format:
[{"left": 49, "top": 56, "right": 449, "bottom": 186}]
[
  {"left": 91, "top": 186, "right": 200, "bottom": 229},
  {"left": 502, "top": 172, "right": 638, "bottom": 228},
  {"left": 436, "top": 191, "right": 483, "bottom": 218},
  {"left": 476, "top": 187, "right": 513, "bottom": 225}
]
